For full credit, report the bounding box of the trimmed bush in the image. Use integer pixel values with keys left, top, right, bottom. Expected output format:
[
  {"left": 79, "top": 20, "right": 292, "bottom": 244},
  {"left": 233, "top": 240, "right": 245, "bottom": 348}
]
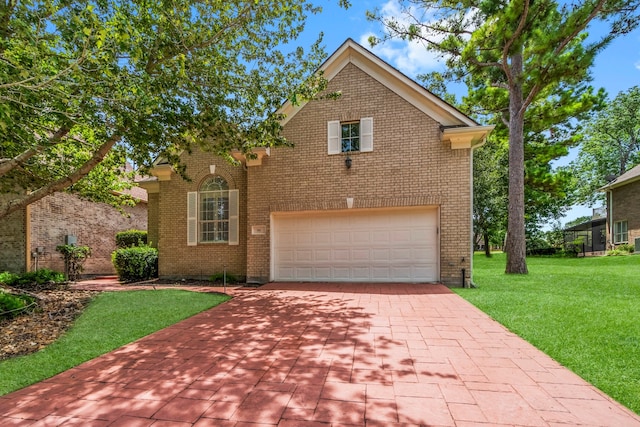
[
  {"left": 112, "top": 246, "right": 158, "bottom": 282},
  {"left": 115, "top": 230, "right": 148, "bottom": 249}
]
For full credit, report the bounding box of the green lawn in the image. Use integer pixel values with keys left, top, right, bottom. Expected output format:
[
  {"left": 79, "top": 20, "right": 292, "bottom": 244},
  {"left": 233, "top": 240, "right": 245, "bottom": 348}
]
[
  {"left": 456, "top": 252, "right": 640, "bottom": 414},
  {"left": 0, "top": 289, "right": 230, "bottom": 395}
]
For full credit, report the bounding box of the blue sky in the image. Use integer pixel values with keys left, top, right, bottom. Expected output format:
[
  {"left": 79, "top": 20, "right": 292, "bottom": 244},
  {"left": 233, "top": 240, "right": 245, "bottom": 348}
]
[{"left": 296, "top": 0, "right": 640, "bottom": 226}]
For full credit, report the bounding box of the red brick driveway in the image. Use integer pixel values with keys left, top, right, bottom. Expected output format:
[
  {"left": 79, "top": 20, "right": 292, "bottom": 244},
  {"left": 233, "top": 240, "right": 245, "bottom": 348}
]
[{"left": 1, "top": 282, "right": 639, "bottom": 426}]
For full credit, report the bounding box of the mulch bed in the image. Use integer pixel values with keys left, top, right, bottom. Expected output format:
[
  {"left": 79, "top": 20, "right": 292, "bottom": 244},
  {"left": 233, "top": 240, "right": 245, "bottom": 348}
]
[
  {"left": 1, "top": 289, "right": 98, "bottom": 361},
  {"left": 0, "top": 278, "right": 251, "bottom": 361}
]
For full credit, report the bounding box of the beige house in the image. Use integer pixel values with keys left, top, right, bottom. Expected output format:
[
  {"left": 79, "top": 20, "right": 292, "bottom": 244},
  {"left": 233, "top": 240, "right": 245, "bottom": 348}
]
[
  {"left": 141, "top": 39, "right": 493, "bottom": 286},
  {"left": 600, "top": 163, "right": 640, "bottom": 251}
]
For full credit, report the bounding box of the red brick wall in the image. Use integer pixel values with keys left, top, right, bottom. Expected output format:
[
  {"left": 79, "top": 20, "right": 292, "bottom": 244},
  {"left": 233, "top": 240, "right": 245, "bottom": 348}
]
[{"left": 28, "top": 193, "right": 147, "bottom": 276}]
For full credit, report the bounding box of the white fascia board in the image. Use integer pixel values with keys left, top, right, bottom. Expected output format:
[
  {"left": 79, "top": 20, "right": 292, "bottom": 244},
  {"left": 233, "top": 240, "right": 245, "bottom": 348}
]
[{"left": 278, "top": 39, "right": 478, "bottom": 128}]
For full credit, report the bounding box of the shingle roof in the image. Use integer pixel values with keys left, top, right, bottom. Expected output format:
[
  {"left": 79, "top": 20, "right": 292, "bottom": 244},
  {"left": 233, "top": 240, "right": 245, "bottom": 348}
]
[{"left": 600, "top": 163, "right": 640, "bottom": 190}]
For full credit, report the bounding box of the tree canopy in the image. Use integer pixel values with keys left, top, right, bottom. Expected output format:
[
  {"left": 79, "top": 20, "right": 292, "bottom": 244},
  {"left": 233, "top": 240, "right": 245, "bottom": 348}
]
[
  {"left": 368, "top": 0, "right": 640, "bottom": 274},
  {"left": 571, "top": 86, "right": 640, "bottom": 205},
  {"left": 0, "top": 0, "right": 349, "bottom": 219}
]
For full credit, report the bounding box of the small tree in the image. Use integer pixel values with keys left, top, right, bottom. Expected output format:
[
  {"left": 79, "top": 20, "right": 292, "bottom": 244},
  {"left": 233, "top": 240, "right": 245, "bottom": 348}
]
[
  {"left": 115, "top": 230, "right": 148, "bottom": 248},
  {"left": 56, "top": 245, "right": 91, "bottom": 281}
]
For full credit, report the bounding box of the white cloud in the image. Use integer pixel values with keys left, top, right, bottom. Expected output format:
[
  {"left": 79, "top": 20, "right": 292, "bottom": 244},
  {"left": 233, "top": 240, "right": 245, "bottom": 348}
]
[
  {"left": 635, "top": 60, "right": 640, "bottom": 70},
  {"left": 358, "top": 0, "right": 480, "bottom": 78},
  {"left": 358, "top": 0, "right": 445, "bottom": 78}
]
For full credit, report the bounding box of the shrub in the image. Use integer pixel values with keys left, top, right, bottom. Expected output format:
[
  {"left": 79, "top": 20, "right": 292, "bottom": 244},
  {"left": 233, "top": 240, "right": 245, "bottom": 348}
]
[
  {"left": 209, "top": 272, "right": 240, "bottom": 284},
  {"left": 56, "top": 245, "right": 91, "bottom": 281},
  {"left": 0, "top": 290, "right": 36, "bottom": 319},
  {"left": 112, "top": 245, "right": 158, "bottom": 282},
  {"left": 607, "top": 243, "right": 635, "bottom": 256},
  {"left": 115, "top": 230, "right": 148, "bottom": 249},
  {"left": 0, "top": 271, "right": 18, "bottom": 286},
  {"left": 617, "top": 243, "right": 635, "bottom": 253},
  {"left": 1, "top": 269, "right": 66, "bottom": 291}
]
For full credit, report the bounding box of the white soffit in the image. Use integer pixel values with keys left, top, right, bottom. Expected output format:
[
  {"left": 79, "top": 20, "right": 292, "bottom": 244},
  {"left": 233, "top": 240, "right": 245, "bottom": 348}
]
[
  {"left": 279, "top": 39, "right": 478, "bottom": 127},
  {"left": 442, "top": 125, "right": 495, "bottom": 149}
]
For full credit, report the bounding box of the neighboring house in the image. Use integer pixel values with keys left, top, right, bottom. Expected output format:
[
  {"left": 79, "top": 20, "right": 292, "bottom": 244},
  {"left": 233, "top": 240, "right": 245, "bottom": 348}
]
[
  {"left": 600, "top": 163, "right": 640, "bottom": 251},
  {"left": 0, "top": 187, "right": 147, "bottom": 276},
  {"left": 140, "top": 39, "right": 493, "bottom": 286},
  {"left": 563, "top": 207, "right": 607, "bottom": 256}
]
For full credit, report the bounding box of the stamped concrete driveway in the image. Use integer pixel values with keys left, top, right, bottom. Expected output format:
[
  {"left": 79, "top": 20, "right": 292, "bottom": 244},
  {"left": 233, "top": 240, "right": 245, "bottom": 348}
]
[{"left": 1, "top": 283, "right": 639, "bottom": 426}]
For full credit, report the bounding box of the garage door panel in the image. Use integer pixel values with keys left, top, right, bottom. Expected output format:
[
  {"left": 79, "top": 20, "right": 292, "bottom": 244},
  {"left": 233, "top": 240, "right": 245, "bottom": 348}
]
[
  {"left": 353, "top": 230, "right": 370, "bottom": 243},
  {"left": 391, "top": 230, "right": 412, "bottom": 243},
  {"left": 273, "top": 207, "right": 438, "bottom": 282},
  {"left": 296, "top": 232, "right": 313, "bottom": 245},
  {"left": 391, "top": 266, "right": 412, "bottom": 280},
  {"left": 371, "top": 266, "right": 391, "bottom": 280},
  {"left": 352, "top": 248, "right": 370, "bottom": 261},
  {"left": 314, "top": 267, "right": 332, "bottom": 280},
  {"left": 279, "top": 250, "right": 294, "bottom": 262},
  {"left": 296, "top": 249, "right": 313, "bottom": 262},
  {"left": 372, "top": 231, "right": 390, "bottom": 243},
  {"left": 333, "top": 267, "right": 350, "bottom": 280},
  {"left": 316, "top": 249, "right": 331, "bottom": 262}
]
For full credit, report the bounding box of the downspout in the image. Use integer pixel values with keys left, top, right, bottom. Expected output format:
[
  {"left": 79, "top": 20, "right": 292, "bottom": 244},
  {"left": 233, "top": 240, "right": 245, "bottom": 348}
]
[
  {"left": 25, "top": 204, "right": 31, "bottom": 273},
  {"left": 608, "top": 190, "right": 614, "bottom": 249},
  {"left": 468, "top": 144, "right": 478, "bottom": 288}
]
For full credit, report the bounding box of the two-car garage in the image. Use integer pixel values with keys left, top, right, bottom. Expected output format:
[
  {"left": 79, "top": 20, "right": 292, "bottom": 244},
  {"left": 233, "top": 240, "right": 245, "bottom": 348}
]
[{"left": 271, "top": 207, "right": 439, "bottom": 283}]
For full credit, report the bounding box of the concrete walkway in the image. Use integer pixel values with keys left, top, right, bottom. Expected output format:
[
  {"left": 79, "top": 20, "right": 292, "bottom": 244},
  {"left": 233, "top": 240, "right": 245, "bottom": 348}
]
[{"left": 1, "top": 282, "right": 639, "bottom": 426}]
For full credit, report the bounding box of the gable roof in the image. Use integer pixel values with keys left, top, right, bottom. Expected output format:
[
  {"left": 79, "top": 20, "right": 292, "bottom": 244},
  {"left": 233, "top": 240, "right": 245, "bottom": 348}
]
[
  {"left": 600, "top": 163, "right": 640, "bottom": 190},
  {"left": 278, "top": 38, "right": 479, "bottom": 128}
]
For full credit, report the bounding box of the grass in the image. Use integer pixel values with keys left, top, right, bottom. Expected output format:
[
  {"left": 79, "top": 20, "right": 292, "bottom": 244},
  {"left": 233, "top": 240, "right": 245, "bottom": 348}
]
[
  {"left": 0, "top": 289, "right": 230, "bottom": 395},
  {"left": 455, "top": 252, "right": 640, "bottom": 414}
]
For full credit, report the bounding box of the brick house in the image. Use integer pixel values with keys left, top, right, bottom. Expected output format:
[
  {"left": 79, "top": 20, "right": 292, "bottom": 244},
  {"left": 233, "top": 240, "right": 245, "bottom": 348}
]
[
  {"left": 0, "top": 188, "right": 147, "bottom": 276},
  {"left": 140, "top": 39, "right": 493, "bottom": 286},
  {"left": 600, "top": 163, "right": 640, "bottom": 251}
]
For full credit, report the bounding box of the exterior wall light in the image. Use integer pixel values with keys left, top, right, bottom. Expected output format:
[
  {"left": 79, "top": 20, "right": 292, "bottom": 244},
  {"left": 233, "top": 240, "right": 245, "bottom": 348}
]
[{"left": 345, "top": 156, "right": 352, "bottom": 169}]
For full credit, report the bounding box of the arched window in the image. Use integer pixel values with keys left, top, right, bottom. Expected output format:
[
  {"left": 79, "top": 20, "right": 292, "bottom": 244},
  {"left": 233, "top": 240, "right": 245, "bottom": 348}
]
[
  {"left": 187, "top": 175, "right": 238, "bottom": 246},
  {"left": 199, "top": 176, "right": 229, "bottom": 242}
]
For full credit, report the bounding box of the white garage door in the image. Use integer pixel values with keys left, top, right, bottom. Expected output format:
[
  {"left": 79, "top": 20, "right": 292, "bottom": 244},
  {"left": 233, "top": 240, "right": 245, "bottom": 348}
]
[{"left": 272, "top": 207, "right": 439, "bottom": 282}]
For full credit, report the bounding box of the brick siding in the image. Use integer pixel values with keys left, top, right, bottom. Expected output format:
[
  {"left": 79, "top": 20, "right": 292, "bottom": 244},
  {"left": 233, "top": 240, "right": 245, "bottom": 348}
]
[
  {"left": 153, "top": 159, "right": 248, "bottom": 280},
  {"left": 0, "top": 196, "right": 27, "bottom": 273},
  {"left": 153, "top": 62, "right": 474, "bottom": 286},
  {"left": 247, "top": 63, "right": 472, "bottom": 285},
  {"left": 608, "top": 180, "right": 640, "bottom": 249},
  {"left": 0, "top": 192, "right": 147, "bottom": 276}
]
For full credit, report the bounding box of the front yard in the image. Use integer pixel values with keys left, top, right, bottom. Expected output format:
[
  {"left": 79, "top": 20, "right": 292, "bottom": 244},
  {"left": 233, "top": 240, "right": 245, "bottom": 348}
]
[{"left": 456, "top": 252, "right": 640, "bottom": 414}]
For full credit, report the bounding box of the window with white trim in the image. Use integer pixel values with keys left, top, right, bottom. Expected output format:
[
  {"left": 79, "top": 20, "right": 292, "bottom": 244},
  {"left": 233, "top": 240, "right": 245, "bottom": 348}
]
[
  {"left": 614, "top": 220, "right": 628, "bottom": 244},
  {"left": 328, "top": 117, "right": 373, "bottom": 154},
  {"left": 341, "top": 121, "right": 360, "bottom": 152},
  {"left": 187, "top": 176, "right": 239, "bottom": 246},
  {"left": 200, "top": 176, "right": 229, "bottom": 242}
]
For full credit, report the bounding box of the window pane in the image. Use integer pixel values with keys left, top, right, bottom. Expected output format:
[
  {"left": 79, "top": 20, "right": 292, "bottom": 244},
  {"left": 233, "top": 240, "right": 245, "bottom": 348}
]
[{"left": 198, "top": 188, "right": 230, "bottom": 242}]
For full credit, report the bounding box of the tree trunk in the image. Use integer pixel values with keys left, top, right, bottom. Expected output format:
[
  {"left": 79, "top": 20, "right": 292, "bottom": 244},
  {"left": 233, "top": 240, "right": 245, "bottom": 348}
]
[
  {"left": 0, "top": 134, "right": 121, "bottom": 220},
  {"left": 504, "top": 52, "right": 528, "bottom": 274},
  {"left": 483, "top": 232, "right": 491, "bottom": 257}
]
